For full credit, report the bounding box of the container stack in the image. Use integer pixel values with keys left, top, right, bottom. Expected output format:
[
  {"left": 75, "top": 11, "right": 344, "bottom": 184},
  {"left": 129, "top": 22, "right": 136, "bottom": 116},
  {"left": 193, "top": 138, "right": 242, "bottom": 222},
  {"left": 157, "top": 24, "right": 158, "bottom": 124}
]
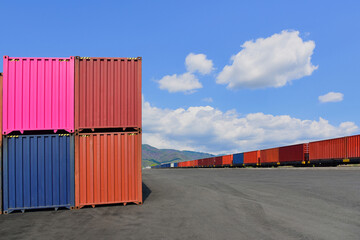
[
  {"left": 2, "top": 56, "right": 75, "bottom": 214},
  {"left": 73, "top": 56, "right": 142, "bottom": 209},
  {"left": 1, "top": 56, "right": 142, "bottom": 213}
]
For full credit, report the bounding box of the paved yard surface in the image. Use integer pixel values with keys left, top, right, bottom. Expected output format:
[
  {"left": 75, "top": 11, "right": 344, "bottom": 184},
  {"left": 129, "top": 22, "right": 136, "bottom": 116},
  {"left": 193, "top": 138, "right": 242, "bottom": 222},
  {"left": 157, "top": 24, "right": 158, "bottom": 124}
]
[{"left": 1, "top": 167, "right": 359, "bottom": 240}]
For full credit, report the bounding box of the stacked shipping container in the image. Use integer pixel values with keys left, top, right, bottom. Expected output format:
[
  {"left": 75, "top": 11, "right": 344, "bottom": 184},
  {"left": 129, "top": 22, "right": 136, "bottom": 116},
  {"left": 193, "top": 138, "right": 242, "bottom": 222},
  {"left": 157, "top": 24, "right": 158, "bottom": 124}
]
[
  {"left": 73, "top": 56, "right": 142, "bottom": 208},
  {"left": 1, "top": 56, "right": 142, "bottom": 213},
  {"left": 2, "top": 57, "right": 76, "bottom": 213}
]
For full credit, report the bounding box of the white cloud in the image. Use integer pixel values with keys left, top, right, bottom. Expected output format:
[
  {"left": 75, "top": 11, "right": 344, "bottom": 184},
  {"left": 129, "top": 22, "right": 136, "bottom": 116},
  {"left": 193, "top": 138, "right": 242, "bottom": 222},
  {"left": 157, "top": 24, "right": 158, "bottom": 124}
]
[
  {"left": 319, "top": 92, "right": 344, "bottom": 103},
  {"left": 157, "top": 53, "right": 213, "bottom": 93},
  {"left": 158, "top": 72, "right": 202, "bottom": 93},
  {"left": 217, "top": 30, "right": 318, "bottom": 89},
  {"left": 202, "top": 97, "right": 213, "bottom": 103},
  {"left": 185, "top": 53, "right": 214, "bottom": 75},
  {"left": 143, "top": 98, "right": 358, "bottom": 154}
]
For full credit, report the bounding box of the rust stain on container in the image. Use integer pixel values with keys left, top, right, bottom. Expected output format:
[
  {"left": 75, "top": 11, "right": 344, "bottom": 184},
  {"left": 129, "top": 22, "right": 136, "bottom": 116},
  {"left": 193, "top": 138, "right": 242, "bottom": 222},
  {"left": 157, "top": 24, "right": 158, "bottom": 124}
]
[
  {"left": 75, "top": 132, "right": 142, "bottom": 207},
  {"left": 309, "top": 137, "right": 347, "bottom": 160},
  {"left": 74, "top": 57, "right": 142, "bottom": 131}
]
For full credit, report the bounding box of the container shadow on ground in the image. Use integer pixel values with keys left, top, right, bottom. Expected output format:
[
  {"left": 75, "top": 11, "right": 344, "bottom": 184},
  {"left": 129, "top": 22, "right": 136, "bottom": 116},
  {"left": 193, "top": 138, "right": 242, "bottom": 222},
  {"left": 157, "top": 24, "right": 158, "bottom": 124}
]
[{"left": 142, "top": 182, "right": 151, "bottom": 203}]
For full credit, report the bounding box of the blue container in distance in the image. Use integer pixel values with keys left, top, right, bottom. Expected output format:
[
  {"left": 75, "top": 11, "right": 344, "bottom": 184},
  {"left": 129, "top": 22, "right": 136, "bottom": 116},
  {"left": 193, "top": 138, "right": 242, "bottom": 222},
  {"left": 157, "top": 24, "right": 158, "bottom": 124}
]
[
  {"left": 233, "top": 153, "right": 244, "bottom": 165},
  {"left": 2, "top": 134, "right": 75, "bottom": 214},
  {"left": 174, "top": 163, "right": 178, "bottom": 168}
]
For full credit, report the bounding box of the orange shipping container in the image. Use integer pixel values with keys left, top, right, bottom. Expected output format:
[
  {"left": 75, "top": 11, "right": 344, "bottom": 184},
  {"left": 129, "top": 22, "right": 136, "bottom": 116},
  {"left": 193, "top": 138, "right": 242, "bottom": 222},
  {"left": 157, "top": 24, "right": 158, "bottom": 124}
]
[
  {"left": 222, "top": 154, "right": 233, "bottom": 165},
  {"left": 260, "top": 147, "right": 279, "bottom": 164},
  {"left": 244, "top": 150, "right": 260, "bottom": 164},
  {"left": 309, "top": 137, "right": 346, "bottom": 160},
  {"left": 75, "top": 132, "right": 142, "bottom": 208},
  {"left": 347, "top": 135, "right": 360, "bottom": 159}
]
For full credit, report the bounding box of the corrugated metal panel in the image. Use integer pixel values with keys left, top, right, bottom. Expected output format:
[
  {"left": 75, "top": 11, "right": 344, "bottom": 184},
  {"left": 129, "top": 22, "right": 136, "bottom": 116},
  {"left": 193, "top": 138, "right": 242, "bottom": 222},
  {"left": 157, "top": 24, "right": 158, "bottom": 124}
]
[
  {"left": 347, "top": 135, "right": 360, "bottom": 158},
  {"left": 214, "top": 156, "right": 222, "bottom": 166},
  {"left": 222, "top": 154, "right": 233, "bottom": 165},
  {"left": 3, "top": 134, "right": 75, "bottom": 213},
  {"left": 208, "top": 157, "right": 215, "bottom": 166},
  {"left": 75, "top": 132, "right": 142, "bottom": 207},
  {"left": 309, "top": 137, "right": 347, "bottom": 160},
  {"left": 244, "top": 150, "right": 260, "bottom": 164},
  {"left": 74, "top": 57, "right": 142, "bottom": 131},
  {"left": 233, "top": 153, "right": 244, "bottom": 165},
  {"left": 2, "top": 56, "right": 75, "bottom": 134},
  {"left": 0, "top": 72, "right": 3, "bottom": 148},
  {"left": 279, "top": 144, "right": 306, "bottom": 163},
  {"left": 260, "top": 148, "right": 279, "bottom": 164}
]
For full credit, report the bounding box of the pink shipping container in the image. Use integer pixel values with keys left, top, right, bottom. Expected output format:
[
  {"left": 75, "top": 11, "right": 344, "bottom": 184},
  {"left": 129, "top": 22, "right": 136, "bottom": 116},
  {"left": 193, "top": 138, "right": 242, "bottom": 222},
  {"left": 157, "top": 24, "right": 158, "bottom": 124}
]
[
  {"left": 309, "top": 137, "right": 347, "bottom": 160},
  {"left": 347, "top": 135, "right": 360, "bottom": 159},
  {"left": 2, "top": 56, "right": 74, "bottom": 134}
]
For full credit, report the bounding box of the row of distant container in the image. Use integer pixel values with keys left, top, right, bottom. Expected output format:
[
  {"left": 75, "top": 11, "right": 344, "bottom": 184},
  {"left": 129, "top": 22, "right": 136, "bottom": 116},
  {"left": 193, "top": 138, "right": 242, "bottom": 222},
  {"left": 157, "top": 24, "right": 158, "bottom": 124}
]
[
  {"left": 1, "top": 56, "right": 142, "bottom": 135},
  {"left": 153, "top": 134, "right": 360, "bottom": 168},
  {"left": 1, "top": 129, "right": 142, "bottom": 214}
]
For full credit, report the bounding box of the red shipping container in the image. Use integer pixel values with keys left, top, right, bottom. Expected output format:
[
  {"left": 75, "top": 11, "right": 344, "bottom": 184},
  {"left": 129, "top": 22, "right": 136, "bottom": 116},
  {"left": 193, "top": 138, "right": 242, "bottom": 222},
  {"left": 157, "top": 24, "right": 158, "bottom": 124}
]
[
  {"left": 260, "top": 148, "right": 279, "bottom": 164},
  {"left": 309, "top": 137, "right": 346, "bottom": 160},
  {"left": 202, "top": 158, "right": 208, "bottom": 166},
  {"left": 244, "top": 150, "right": 260, "bottom": 164},
  {"left": 75, "top": 132, "right": 142, "bottom": 208},
  {"left": 214, "top": 156, "right": 222, "bottom": 166},
  {"left": 279, "top": 144, "right": 308, "bottom": 163},
  {"left": 74, "top": 57, "right": 142, "bottom": 132},
  {"left": 222, "top": 154, "right": 233, "bottom": 165},
  {"left": 347, "top": 135, "right": 360, "bottom": 159},
  {"left": 194, "top": 160, "right": 199, "bottom": 167},
  {"left": 209, "top": 157, "right": 216, "bottom": 166},
  {"left": 198, "top": 158, "right": 204, "bottom": 167}
]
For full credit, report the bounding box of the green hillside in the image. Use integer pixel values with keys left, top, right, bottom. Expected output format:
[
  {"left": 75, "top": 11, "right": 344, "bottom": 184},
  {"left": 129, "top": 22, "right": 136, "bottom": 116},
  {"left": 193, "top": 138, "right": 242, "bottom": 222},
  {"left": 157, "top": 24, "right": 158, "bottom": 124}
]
[{"left": 142, "top": 144, "right": 214, "bottom": 167}]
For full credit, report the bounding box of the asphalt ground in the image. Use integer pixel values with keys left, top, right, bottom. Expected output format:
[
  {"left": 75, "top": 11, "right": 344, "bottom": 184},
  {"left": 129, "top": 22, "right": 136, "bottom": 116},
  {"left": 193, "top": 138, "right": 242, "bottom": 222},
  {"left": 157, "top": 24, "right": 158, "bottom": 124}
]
[{"left": 0, "top": 167, "right": 359, "bottom": 240}]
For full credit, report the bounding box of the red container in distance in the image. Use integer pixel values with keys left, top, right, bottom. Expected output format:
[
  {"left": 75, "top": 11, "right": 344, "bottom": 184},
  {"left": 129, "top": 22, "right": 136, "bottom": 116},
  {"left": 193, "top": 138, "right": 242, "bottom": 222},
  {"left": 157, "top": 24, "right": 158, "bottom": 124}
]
[
  {"left": 279, "top": 144, "right": 309, "bottom": 163},
  {"left": 244, "top": 150, "right": 260, "bottom": 165},
  {"left": 309, "top": 137, "right": 347, "bottom": 161},
  {"left": 222, "top": 154, "right": 233, "bottom": 166},
  {"left": 214, "top": 156, "right": 222, "bottom": 166},
  {"left": 260, "top": 148, "right": 279, "bottom": 164},
  {"left": 198, "top": 158, "right": 204, "bottom": 167},
  {"left": 74, "top": 57, "right": 142, "bottom": 132},
  {"left": 347, "top": 135, "right": 360, "bottom": 159}
]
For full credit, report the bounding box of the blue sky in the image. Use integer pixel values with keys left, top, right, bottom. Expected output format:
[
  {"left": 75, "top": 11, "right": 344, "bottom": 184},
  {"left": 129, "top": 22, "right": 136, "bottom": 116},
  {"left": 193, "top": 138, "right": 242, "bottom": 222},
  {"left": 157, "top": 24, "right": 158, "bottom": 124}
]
[{"left": 1, "top": 1, "right": 360, "bottom": 154}]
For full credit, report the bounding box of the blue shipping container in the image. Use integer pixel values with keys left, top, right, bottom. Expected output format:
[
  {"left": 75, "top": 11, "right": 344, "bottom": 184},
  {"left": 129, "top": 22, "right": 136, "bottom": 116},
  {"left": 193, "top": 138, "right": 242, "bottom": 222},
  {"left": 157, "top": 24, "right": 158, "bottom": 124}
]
[
  {"left": 233, "top": 153, "right": 244, "bottom": 165},
  {"left": 2, "top": 134, "right": 75, "bottom": 213}
]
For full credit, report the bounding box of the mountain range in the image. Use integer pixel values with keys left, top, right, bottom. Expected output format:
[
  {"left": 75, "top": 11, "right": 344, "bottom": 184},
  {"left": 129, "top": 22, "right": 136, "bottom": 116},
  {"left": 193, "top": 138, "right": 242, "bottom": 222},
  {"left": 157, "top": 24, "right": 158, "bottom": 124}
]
[{"left": 142, "top": 144, "right": 214, "bottom": 167}]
